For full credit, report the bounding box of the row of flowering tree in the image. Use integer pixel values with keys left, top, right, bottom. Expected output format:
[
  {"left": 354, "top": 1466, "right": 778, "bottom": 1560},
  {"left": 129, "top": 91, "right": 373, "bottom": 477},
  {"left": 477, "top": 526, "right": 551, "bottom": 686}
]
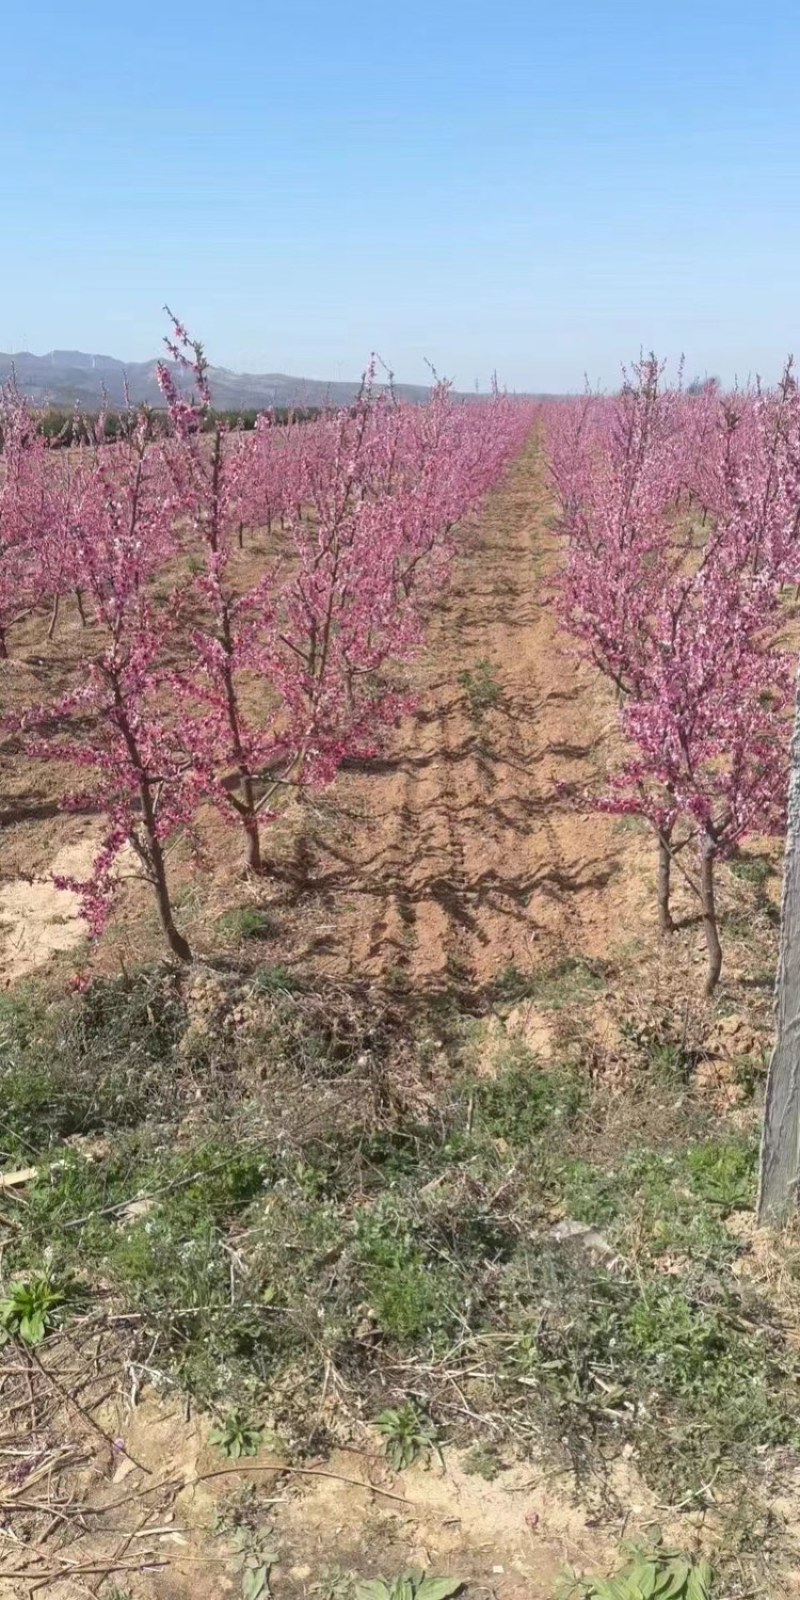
[
  {"left": 0, "top": 318, "right": 533, "bottom": 961},
  {"left": 544, "top": 358, "right": 800, "bottom": 996}
]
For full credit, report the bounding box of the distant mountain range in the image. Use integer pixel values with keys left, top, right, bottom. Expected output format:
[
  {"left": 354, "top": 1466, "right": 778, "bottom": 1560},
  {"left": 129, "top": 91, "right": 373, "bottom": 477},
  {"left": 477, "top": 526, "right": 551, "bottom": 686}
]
[{"left": 0, "top": 349, "right": 538, "bottom": 411}]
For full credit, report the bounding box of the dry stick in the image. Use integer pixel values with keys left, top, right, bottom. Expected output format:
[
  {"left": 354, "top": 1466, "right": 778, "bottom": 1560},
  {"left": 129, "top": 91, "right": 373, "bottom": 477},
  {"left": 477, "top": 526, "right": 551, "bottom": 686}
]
[
  {"left": 87, "top": 1504, "right": 154, "bottom": 1600},
  {"left": 67, "top": 1476, "right": 184, "bottom": 1514},
  {"left": 191, "top": 1461, "right": 411, "bottom": 1503},
  {"left": 0, "top": 1499, "right": 75, "bottom": 1524},
  {"left": 96, "top": 1458, "right": 413, "bottom": 1518},
  {"left": 23, "top": 1359, "right": 37, "bottom": 1448},
  {"left": 26, "top": 1347, "right": 151, "bottom": 1476},
  {"left": 11, "top": 1551, "right": 268, "bottom": 1582},
  {"left": 34, "top": 1510, "right": 71, "bottom": 1546},
  {"left": 61, "top": 1161, "right": 230, "bottom": 1231},
  {"left": 1, "top": 1559, "right": 168, "bottom": 1582}
]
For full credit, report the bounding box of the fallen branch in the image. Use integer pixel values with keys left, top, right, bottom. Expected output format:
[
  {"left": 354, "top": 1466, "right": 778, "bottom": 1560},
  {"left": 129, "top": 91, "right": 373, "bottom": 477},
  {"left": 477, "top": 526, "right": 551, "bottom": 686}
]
[
  {"left": 0, "top": 1558, "right": 168, "bottom": 1581},
  {"left": 191, "top": 1461, "right": 410, "bottom": 1503}
]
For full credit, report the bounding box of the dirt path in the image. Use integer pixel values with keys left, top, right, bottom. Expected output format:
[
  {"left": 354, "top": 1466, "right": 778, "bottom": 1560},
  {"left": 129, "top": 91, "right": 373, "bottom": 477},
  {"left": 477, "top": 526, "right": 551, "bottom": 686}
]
[{"left": 280, "top": 442, "right": 650, "bottom": 990}]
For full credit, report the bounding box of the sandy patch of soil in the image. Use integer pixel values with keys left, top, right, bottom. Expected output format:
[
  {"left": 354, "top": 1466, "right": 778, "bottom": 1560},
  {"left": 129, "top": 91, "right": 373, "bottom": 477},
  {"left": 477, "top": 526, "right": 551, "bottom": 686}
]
[
  {"left": 0, "top": 831, "right": 97, "bottom": 983},
  {"left": 0, "top": 1372, "right": 638, "bottom": 1600}
]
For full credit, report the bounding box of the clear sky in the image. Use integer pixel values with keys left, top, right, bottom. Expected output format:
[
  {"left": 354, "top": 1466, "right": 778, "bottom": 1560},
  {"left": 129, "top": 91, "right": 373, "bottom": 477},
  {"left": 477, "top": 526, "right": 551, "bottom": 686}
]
[{"left": 2, "top": 0, "right": 798, "bottom": 391}]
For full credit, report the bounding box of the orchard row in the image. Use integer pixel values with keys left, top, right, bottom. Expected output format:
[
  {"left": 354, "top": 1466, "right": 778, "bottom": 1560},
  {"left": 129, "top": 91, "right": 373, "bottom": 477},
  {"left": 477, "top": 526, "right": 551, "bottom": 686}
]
[
  {"left": 0, "top": 318, "right": 533, "bottom": 960},
  {"left": 543, "top": 360, "right": 800, "bottom": 992}
]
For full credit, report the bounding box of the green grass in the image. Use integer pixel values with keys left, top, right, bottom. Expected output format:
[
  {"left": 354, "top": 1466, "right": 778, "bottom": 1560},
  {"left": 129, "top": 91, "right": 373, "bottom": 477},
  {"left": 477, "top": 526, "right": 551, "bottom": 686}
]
[
  {"left": 729, "top": 853, "right": 774, "bottom": 887},
  {"left": 491, "top": 956, "right": 607, "bottom": 1012},
  {"left": 216, "top": 907, "right": 276, "bottom": 942},
  {"left": 0, "top": 963, "right": 795, "bottom": 1553},
  {"left": 457, "top": 658, "right": 503, "bottom": 717}
]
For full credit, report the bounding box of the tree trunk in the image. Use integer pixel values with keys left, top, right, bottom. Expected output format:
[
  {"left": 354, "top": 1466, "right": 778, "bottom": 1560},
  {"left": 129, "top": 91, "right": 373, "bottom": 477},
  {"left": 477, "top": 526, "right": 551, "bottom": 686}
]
[
  {"left": 111, "top": 672, "right": 191, "bottom": 963},
  {"left": 47, "top": 593, "right": 60, "bottom": 642},
  {"left": 136, "top": 775, "right": 192, "bottom": 963},
  {"left": 699, "top": 832, "right": 722, "bottom": 996},
  {"left": 657, "top": 829, "right": 675, "bottom": 935},
  {"left": 758, "top": 662, "right": 800, "bottom": 1223},
  {"left": 75, "top": 589, "right": 87, "bottom": 627},
  {"left": 242, "top": 782, "right": 262, "bottom": 873},
  {"left": 150, "top": 832, "right": 192, "bottom": 962}
]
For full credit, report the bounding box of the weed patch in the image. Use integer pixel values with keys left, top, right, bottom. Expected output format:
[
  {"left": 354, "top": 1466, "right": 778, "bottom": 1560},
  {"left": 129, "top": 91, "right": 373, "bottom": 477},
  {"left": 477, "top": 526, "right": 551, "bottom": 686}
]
[
  {"left": 561, "top": 1541, "right": 713, "bottom": 1600},
  {"left": 376, "top": 1403, "right": 437, "bottom": 1469},
  {"left": 457, "top": 658, "right": 502, "bottom": 717},
  {"left": 0, "top": 972, "right": 187, "bottom": 1159},
  {"left": 0, "top": 1270, "right": 86, "bottom": 1346},
  {"left": 1, "top": 962, "right": 796, "bottom": 1549},
  {"left": 216, "top": 907, "right": 276, "bottom": 942},
  {"left": 473, "top": 1051, "right": 583, "bottom": 1144},
  {"left": 492, "top": 957, "right": 607, "bottom": 1012}
]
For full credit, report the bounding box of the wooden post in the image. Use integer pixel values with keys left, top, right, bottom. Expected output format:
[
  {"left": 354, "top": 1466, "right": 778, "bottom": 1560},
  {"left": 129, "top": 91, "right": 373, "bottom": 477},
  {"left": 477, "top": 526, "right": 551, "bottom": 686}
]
[{"left": 758, "top": 661, "right": 800, "bottom": 1223}]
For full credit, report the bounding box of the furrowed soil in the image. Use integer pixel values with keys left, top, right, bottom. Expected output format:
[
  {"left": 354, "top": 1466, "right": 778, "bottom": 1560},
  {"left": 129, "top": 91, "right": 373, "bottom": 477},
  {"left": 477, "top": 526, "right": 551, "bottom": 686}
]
[
  {"left": 0, "top": 440, "right": 794, "bottom": 1600},
  {"left": 271, "top": 445, "right": 648, "bottom": 991}
]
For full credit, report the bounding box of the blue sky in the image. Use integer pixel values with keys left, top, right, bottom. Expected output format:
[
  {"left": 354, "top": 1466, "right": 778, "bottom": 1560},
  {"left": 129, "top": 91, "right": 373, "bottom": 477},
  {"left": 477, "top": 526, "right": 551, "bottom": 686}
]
[{"left": 1, "top": 0, "right": 798, "bottom": 390}]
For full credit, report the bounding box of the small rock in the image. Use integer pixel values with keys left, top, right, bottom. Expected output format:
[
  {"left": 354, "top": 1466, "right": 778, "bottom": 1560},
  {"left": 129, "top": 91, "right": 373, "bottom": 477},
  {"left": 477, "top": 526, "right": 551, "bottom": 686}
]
[
  {"left": 550, "top": 1219, "right": 617, "bottom": 1261},
  {"left": 117, "top": 1196, "right": 154, "bottom": 1223}
]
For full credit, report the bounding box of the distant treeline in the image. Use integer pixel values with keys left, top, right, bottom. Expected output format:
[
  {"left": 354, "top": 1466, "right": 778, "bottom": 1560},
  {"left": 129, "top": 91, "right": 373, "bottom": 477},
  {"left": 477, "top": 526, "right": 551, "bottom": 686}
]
[{"left": 33, "top": 405, "right": 324, "bottom": 445}]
